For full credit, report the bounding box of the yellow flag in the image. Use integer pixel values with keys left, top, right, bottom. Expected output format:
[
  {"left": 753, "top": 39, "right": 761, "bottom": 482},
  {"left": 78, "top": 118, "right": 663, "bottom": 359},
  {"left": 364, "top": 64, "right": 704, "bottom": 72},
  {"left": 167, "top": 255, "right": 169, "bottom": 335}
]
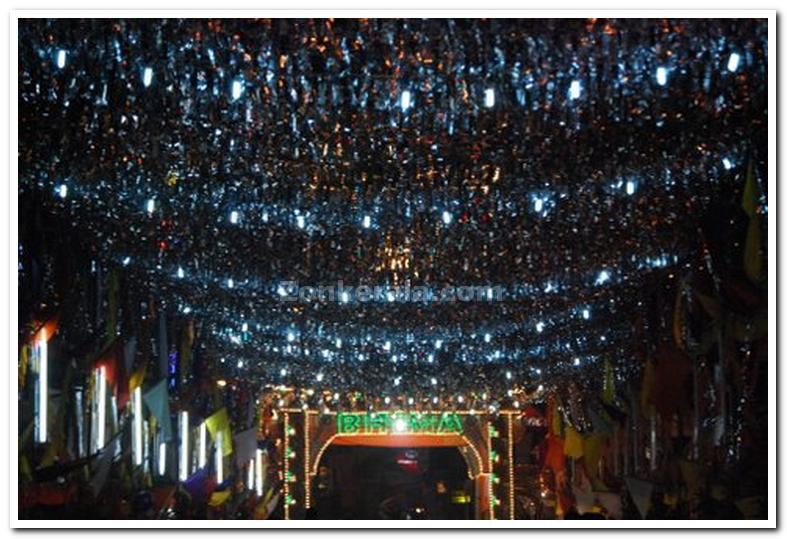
[
  {"left": 209, "top": 489, "right": 231, "bottom": 507},
  {"left": 206, "top": 407, "right": 234, "bottom": 457},
  {"left": 582, "top": 433, "right": 608, "bottom": 491},
  {"left": 19, "top": 345, "right": 29, "bottom": 391},
  {"left": 564, "top": 426, "right": 584, "bottom": 459},
  {"left": 129, "top": 362, "right": 147, "bottom": 393},
  {"left": 742, "top": 159, "right": 758, "bottom": 217}
]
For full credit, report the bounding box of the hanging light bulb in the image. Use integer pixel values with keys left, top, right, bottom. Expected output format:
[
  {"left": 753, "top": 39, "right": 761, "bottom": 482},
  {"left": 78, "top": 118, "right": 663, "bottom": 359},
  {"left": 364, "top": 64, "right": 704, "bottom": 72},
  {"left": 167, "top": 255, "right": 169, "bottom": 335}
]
[
  {"left": 143, "top": 67, "right": 153, "bottom": 87},
  {"left": 442, "top": 210, "right": 452, "bottom": 225},
  {"left": 568, "top": 80, "right": 582, "bottom": 100},
  {"left": 231, "top": 79, "right": 244, "bottom": 101},
  {"left": 56, "top": 49, "right": 67, "bottom": 69},
  {"left": 401, "top": 90, "right": 412, "bottom": 112},
  {"left": 484, "top": 88, "right": 495, "bottom": 108},
  {"left": 656, "top": 66, "right": 668, "bottom": 86},
  {"left": 727, "top": 52, "right": 741, "bottom": 73}
]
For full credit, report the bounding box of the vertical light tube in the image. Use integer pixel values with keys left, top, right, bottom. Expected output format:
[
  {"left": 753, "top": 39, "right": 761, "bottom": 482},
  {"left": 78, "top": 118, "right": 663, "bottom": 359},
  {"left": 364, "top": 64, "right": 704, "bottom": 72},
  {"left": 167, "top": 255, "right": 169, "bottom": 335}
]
[
  {"left": 158, "top": 442, "right": 167, "bottom": 476},
  {"left": 198, "top": 422, "right": 207, "bottom": 468},
  {"left": 247, "top": 458, "right": 255, "bottom": 490},
  {"left": 179, "top": 411, "right": 189, "bottom": 481},
  {"left": 36, "top": 330, "right": 48, "bottom": 443},
  {"left": 75, "top": 390, "right": 84, "bottom": 457},
  {"left": 255, "top": 449, "right": 264, "bottom": 496},
  {"left": 97, "top": 366, "right": 107, "bottom": 450},
  {"left": 133, "top": 386, "right": 143, "bottom": 465},
  {"left": 215, "top": 430, "right": 223, "bottom": 484}
]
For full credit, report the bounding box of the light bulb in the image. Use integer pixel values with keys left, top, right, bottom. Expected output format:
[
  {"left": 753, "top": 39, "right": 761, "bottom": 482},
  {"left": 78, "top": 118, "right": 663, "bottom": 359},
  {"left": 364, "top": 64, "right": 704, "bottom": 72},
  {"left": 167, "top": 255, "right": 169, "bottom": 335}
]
[
  {"left": 656, "top": 66, "right": 668, "bottom": 86},
  {"left": 727, "top": 52, "right": 741, "bottom": 73},
  {"left": 143, "top": 67, "right": 153, "bottom": 87},
  {"left": 484, "top": 88, "right": 495, "bottom": 108},
  {"left": 568, "top": 80, "right": 581, "bottom": 100}
]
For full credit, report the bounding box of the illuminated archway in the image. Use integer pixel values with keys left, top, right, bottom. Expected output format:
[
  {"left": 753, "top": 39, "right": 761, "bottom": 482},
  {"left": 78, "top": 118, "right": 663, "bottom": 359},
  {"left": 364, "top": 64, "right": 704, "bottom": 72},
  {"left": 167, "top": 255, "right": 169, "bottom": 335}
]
[{"left": 311, "top": 431, "right": 485, "bottom": 480}]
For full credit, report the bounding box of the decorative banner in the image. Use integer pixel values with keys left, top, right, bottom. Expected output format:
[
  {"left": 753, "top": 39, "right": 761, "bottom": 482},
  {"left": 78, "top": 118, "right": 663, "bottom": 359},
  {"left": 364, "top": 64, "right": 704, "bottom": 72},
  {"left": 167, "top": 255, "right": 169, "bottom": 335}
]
[
  {"left": 206, "top": 407, "right": 234, "bottom": 456},
  {"left": 625, "top": 477, "right": 654, "bottom": 519},
  {"left": 336, "top": 411, "right": 463, "bottom": 435},
  {"left": 563, "top": 426, "right": 584, "bottom": 459},
  {"left": 123, "top": 337, "right": 137, "bottom": 378},
  {"left": 143, "top": 379, "right": 173, "bottom": 442},
  {"left": 90, "top": 432, "right": 121, "bottom": 497},
  {"left": 233, "top": 428, "right": 258, "bottom": 467}
]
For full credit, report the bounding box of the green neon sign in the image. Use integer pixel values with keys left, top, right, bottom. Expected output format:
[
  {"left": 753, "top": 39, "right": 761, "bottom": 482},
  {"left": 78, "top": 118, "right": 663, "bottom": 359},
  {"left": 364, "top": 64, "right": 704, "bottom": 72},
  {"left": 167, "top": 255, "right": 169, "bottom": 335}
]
[{"left": 336, "top": 412, "right": 463, "bottom": 435}]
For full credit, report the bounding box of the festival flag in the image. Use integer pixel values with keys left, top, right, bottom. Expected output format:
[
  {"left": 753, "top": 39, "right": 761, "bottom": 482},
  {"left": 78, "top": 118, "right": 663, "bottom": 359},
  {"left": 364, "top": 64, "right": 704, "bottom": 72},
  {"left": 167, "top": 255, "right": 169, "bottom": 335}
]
[
  {"left": 143, "top": 379, "right": 173, "bottom": 442},
  {"left": 581, "top": 433, "right": 608, "bottom": 491},
  {"left": 206, "top": 407, "right": 234, "bottom": 457},
  {"left": 233, "top": 428, "right": 258, "bottom": 467},
  {"left": 19, "top": 344, "right": 29, "bottom": 391},
  {"left": 563, "top": 426, "right": 584, "bottom": 459},
  {"left": 90, "top": 432, "right": 121, "bottom": 497},
  {"left": 624, "top": 477, "right": 654, "bottom": 519},
  {"left": 123, "top": 337, "right": 138, "bottom": 378}
]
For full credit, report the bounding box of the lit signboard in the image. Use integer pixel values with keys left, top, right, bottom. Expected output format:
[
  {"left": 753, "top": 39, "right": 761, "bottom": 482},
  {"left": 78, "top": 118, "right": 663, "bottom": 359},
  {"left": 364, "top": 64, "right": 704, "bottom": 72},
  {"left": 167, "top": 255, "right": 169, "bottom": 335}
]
[{"left": 336, "top": 412, "right": 464, "bottom": 435}]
